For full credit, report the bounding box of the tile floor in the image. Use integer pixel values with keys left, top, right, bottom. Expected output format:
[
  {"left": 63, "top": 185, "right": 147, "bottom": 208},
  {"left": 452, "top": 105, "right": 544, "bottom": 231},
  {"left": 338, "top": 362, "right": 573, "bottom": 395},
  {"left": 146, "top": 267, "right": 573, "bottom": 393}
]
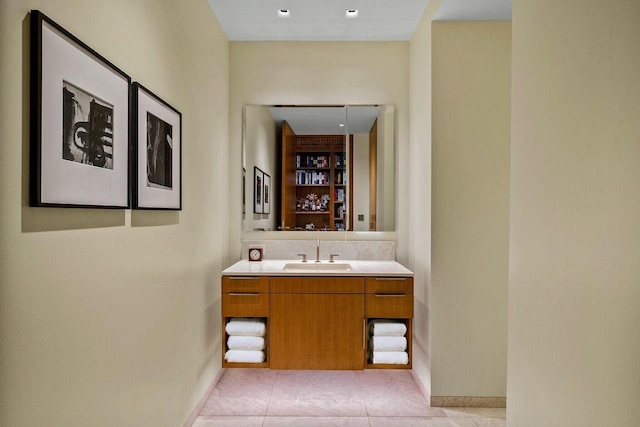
[{"left": 192, "top": 369, "right": 506, "bottom": 427}]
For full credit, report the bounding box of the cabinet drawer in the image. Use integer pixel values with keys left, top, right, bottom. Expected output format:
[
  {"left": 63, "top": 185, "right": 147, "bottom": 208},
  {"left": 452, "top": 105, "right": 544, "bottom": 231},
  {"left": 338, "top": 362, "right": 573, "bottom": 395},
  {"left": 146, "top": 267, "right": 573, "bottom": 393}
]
[
  {"left": 271, "top": 277, "right": 364, "bottom": 294},
  {"left": 366, "top": 292, "right": 413, "bottom": 318},
  {"left": 222, "top": 292, "right": 269, "bottom": 317},
  {"left": 222, "top": 276, "right": 269, "bottom": 293},
  {"left": 365, "top": 277, "right": 413, "bottom": 294}
]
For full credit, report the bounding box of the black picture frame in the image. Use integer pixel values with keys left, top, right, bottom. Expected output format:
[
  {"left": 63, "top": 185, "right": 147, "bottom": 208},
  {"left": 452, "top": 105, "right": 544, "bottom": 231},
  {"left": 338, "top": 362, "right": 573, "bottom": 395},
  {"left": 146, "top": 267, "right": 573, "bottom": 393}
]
[
  {"left": 263, "top": 172, "right": 271, "bottom": 215},
  {"left": 242, "top": 167, "right": 246, "bottom": 216},
  {"left": 131, "top": 82, "right": 182, "bottom": 210},
  {"left": 30, "top": 10, "right": 131, "bottom": 208},
  {"left": 254, "top": 166, "right": 263, "bottom": 214}
]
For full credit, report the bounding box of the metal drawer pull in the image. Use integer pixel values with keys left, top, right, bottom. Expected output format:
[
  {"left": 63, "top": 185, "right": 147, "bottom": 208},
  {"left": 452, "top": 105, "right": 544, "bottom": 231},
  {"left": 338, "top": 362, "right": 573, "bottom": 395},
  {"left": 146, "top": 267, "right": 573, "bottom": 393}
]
[
  {"left": 375, "top": 277, "right": 407, "bottom": 281},
  {"left": 374, "top": 293, "right": 406, "bottom": 297},
  {"left": 229, "top": 292, "right": 260, "bottom": 296}
]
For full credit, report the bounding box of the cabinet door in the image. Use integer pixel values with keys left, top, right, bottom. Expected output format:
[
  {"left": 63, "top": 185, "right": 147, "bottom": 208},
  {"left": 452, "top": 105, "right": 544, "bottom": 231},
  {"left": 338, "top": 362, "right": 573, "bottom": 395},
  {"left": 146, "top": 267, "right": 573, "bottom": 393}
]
[{"left": 270, "top": 292, "right": 365, "bottom": 370}]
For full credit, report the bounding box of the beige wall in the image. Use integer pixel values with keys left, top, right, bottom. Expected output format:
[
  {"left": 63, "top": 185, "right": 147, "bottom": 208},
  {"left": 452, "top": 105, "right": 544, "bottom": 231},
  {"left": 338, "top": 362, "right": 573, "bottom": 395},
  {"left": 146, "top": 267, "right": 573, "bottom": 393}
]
[
  {"left": 377, "top": 107, "right": 396, "bottom": 231},
  {"left": 0, "top": 1, "right": 229, "bottom": 426},
  {"left": 408, "top": 0, "right": 441, "bottom": 395},
  {"left": 353, "top": 134, "right": 370, "bottom": 231},
  {"left": 228, "top": 42, "right": 409, "bottom": 260},
  {"left": 508, "top": 0, "right": 640, "bottom": 425},
  {"left": 431, "top": 21, "right": 511, "bottom": 398},
  {"left": 244, "top": 106, "right": 278, "bottom": 231}
]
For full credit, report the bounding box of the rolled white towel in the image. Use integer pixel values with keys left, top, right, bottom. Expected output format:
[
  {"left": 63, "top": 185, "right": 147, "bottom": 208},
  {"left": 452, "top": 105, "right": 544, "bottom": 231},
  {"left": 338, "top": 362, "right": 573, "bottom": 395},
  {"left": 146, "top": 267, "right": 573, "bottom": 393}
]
[
  {"left": 224, "top": 349, "right": 265, "bottom": 363},
  {"left": 370, "top": 336, "right": 407, "bottom": 352},
  {"left": 372, "top": 351, "right": 408, "bottom": 365},
  {"left": 369, "top": 320, "right": 407, "bottom": 336},
  {"left": 225, "top": 318, "right": 266, "bottom": 337},
  {"left": 227, "top": 335, "right": 265, "bottom": 351}
]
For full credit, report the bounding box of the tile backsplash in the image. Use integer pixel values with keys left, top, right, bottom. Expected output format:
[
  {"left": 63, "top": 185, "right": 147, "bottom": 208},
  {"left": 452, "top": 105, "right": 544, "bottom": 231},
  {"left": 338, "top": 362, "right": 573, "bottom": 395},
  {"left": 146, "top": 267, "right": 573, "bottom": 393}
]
[{"left": 241, "top": 240, "right": 396, "bottom": 261}]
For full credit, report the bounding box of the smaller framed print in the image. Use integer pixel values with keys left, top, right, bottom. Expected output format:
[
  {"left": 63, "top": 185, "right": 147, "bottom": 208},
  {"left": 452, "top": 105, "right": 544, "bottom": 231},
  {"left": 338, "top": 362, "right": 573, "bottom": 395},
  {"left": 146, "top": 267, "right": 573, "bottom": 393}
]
[
  {"left": 242, "top": 167, "right": 246, "bottom": 216},
  {"left": 254, "top": 166, "right": 263, "bottom": 214},
  {"left": 30, "top": 10, "right": 131, "bottom": 208},
  {"left": 131, "top": 83, "right": 182, "bottom": 210},
  {"left": 263, "top": 172, "right": 271, "bottom": 215}
]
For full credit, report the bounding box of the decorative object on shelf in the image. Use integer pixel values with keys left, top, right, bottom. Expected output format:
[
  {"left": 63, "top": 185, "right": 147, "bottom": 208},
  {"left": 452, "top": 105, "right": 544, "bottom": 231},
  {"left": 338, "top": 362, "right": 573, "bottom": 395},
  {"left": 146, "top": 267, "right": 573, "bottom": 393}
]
[
  {"left": 30, "top": 10, "right": 130, "bottom": 208},
  {"left": 296, "top": 193, "right": 330, "bottom": 212},
  {"left": 131, "top": 83, "right": 182, "bottom": 210},
  {"left": 263, "top": 172, "right": 271, "bottom": 214},
  {"left": 253, "top": 166, "right": 263, "bottom": 214},
  {"left": 248, "top": 247, "right": 263, "bottom": 262}
]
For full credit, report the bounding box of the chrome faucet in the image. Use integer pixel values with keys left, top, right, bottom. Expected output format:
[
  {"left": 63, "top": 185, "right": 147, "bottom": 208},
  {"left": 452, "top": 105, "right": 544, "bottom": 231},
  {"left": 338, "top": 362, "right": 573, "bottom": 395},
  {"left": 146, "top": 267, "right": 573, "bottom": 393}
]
[{"left": 315, "top": 238, "right": 321, "bottom": 263}]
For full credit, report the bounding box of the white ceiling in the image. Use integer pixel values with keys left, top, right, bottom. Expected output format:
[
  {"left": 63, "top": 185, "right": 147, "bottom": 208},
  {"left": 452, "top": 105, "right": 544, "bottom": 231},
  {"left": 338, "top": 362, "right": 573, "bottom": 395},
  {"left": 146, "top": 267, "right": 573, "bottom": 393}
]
[
  {"left": 208, "top": 0, "right": 511, "bottom": 42},
  {"left": 269, "top": 106, "right": 381, "bottom": 135},
  {"left": 434, "top": 0, "right": 511, "bottom": 21},
  {"left": 208, "top": 0, "right": 430, "bottom": 41}
]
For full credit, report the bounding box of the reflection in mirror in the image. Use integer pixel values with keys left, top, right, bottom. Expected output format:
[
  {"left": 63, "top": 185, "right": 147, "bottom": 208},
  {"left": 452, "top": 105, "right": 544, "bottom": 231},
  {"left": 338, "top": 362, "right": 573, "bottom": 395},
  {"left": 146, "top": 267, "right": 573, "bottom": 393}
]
[{"left": 242, "top": 105, "right": 395, "bottom": 232}]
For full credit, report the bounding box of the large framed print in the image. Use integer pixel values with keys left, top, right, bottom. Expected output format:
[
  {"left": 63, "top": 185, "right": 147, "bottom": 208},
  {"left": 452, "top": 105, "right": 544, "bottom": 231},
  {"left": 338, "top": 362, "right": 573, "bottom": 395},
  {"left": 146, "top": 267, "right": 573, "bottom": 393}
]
[
  {"left": 131, "top": 83, "right": 182, "bottom": 210},
  {"left": 30, "top": 10, "right": 131, "bottom": 208}
]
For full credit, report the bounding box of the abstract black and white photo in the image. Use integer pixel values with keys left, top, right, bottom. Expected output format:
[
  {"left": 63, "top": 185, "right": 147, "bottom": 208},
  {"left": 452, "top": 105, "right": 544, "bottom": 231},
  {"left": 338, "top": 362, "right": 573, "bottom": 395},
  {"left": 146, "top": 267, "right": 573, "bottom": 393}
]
[
  {"left": 146, "top": 112, "right": 173, "bottom": 189},
  {"left": 31, "top": 10, "right": 130, "bottom": 208},
  {"left": 62, "top": 81, "right": 114, "bottom": 169},
  {"left": 131, "top": 82, "right": 181, "bottom": 210}
]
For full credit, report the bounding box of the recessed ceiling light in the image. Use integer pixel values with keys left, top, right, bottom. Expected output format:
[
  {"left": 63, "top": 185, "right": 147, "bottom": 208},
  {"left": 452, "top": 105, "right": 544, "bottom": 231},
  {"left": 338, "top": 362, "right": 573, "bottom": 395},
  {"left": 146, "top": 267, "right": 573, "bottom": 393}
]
[
  {"left": 346, "top": 9, "right": 359, "bottom": 18},
  {"left": 277, "top": 9, "right": 291, "bottom": 18},
  {"left": 339, "top": 123, "right": 345, "bottom": 127}
]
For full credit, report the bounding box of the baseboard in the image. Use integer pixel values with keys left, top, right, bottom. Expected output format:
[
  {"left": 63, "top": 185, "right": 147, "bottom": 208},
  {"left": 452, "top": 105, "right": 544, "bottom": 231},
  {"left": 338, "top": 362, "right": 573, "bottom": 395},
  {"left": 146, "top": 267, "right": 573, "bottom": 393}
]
[
  {"left": 431, "top": 395, "right": 506, "bottom": 408},
  {"left": 410, "top": 370, "right": 431, "bottom": 403},
  {"left": 183, "top": 368, "right": 226, "bottom": 427}
]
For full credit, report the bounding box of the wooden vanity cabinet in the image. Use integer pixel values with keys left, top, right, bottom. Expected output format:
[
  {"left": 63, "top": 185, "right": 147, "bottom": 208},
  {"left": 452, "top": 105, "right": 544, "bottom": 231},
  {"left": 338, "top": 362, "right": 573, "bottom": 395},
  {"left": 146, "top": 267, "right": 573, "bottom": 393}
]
[
  {"left": 269, "top": 277, "right": 365, "bottom": 370},
  {"left": 220, "top": 274, "right": 413, "bottom": 370},
  {"left": 221, "top": 276, "right": 269, "bottom": 368},
  {"left": 365, "top": 277, "right": 413, "bottom": 369}
]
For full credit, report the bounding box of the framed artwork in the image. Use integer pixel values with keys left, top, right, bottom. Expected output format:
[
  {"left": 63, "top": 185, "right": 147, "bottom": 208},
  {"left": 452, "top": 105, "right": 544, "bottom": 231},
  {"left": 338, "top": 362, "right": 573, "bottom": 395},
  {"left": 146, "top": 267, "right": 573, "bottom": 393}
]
[
  {"left": 30, "top": 10, "right": 131, "bottom": 208},
  {"left": 254, "top": 166, "right": 263, "bottom": 214},
  {"left": 242, "top": 167, "right": 246, "bottom": 216},
  {"left": 131, "top": 82, "right": 182, "bottom": 210},
  {"left": 263, "top": 172, "right": 271, "bottom": 214}
]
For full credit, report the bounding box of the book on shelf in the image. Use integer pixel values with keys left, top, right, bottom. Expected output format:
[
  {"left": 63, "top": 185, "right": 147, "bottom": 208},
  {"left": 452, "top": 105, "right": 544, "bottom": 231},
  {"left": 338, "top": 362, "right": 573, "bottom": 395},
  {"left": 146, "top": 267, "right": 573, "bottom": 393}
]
[
  {"left": 297, "top": 154, "right": 329, "bottom": 168},
  {"left": 334, "top": 188, "right": 345, "bottom": 202},
  {"left": 296, "top": 170, "right": 329, "bottom": 185}
]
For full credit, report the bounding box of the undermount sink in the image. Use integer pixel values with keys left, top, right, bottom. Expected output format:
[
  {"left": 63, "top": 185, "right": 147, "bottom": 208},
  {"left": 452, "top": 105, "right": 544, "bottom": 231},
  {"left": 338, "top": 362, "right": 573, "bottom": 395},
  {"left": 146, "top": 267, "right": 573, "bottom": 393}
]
[{"left": 283, "top": 262, "right": 352, "bottom": 271}]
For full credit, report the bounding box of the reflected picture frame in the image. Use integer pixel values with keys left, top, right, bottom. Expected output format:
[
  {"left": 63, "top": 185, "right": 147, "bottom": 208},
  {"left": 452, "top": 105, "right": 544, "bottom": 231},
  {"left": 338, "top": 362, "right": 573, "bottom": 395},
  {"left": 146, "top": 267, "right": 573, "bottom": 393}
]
[
  {"left": 263, "top": 172, "right": 271, "bottom": 215},
  {"left": 131, "top": 82, "right": 182, "bottom": 210},
  {"left": 30, "top": 10, "right": 131, "bottom": 208},
  {"left": 254, "top": 166, "right": 263, "bottom": 214}
]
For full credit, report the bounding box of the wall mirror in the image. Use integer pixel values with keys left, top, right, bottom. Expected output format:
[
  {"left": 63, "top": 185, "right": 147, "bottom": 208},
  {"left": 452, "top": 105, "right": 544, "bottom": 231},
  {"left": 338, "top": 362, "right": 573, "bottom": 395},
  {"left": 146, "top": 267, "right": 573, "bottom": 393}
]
[{"left": 242, "top": 105, "right": 396, "bottom": 233}]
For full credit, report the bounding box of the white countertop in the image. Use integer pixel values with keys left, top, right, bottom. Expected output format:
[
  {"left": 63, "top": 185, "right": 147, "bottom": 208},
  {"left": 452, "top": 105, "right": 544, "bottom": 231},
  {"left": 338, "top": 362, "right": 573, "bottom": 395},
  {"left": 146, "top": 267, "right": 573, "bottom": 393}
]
[{"left": 222, "top": 260, "right": 414, "bottom": 277}]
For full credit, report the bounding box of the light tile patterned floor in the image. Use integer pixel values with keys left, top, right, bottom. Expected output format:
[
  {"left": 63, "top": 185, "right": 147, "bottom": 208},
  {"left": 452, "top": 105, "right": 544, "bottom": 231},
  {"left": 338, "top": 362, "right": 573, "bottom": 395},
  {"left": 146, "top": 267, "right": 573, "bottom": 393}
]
[{"left": 193, "top": 369, "right": 506, "bottom": 427}]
